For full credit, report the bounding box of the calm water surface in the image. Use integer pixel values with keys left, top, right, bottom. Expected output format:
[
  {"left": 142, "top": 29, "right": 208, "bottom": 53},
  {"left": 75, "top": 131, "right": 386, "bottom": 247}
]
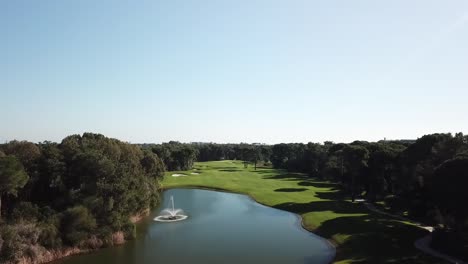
[{"left": 55, "top": 188, "right": 335, "bottom": 264}]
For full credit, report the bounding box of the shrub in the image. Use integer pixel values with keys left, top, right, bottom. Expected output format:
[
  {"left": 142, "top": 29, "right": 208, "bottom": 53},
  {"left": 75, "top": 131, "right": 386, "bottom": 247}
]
[
  {"left": 96, "top": 226, "right": 114, "bottom": 246},
  {"left": 11, "top": 202, "right": 41, "bottom": 222},
  {"left": 122, "top": 221, "right": 137, "bottom": 239},
  {"left": 0, "top": 234, "right": 3, "bottom": 254},
  {"left": 0, "top": 226, "right": 22, "bottom": 262},
  {"left": 105, "top": 210, "right": 125, "bottom": 231},
  {"left": 112, "top": 231, "right": 125, "bottom": 245},
  {"left": 81, "top": 235, "right": 103, "bottom": 250},
  {"left": 39, "top": 222, "right": 62, "bottom": 249},
  {"left": 0, "top": 223, "right": 42, "bottom": 262},
  {"left": 61, "top": 206, "right": 96, "bottom": 246}
]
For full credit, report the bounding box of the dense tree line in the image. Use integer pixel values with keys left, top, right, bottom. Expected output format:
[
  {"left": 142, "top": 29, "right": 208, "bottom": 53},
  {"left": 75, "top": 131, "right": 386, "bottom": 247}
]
[
  {"left": 147, "top": 142, "right": 198, "bottom": 171},
  {"left": 194, "top": 143, "right": 271, "bottom": 163},
  {"left": 142, "top": 142, "right": 272, "bottom": 170},
  {"left": 0, "top": 133, "right": 165, "bottom": 263},
  {"left": 2, "top": 132, "right": 466, "bottom": 262},
  {"left": 194, "top": 143, "right": 271, "bottom": 169},
  {"left": 270, "top": 133, "right": 468, "bottom": 257}
]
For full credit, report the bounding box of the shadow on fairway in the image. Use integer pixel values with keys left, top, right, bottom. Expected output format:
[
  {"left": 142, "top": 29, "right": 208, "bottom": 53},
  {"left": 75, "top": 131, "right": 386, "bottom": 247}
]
[
  {"left": 273, "top": 196, "right": 435, "bottom": 263},
  {"left": 315, "top": 191, "right": 349, "bottom": 200},
  {"left": 315, "top": 215, "right": 432, "bottom": 263},
  {"left": 252, "top": 167, "right": 439, "bottom": 263},
  {"left": 274, "top": 200, "right": 367, "bottom": 215},
  {"left": 260, "top": 171, "right": 340, "bottom": 190},
  {"left": 274, "top": 188, "right": 308, "bottom": 192},
  {"left": 262, "top": 172, "right": 310, "bottom": 181},
  {"left": 253, "top": 169, "right": 283, "bottom": 174},
  {"left": 297, "top": 181, "right": 339, "bottom": 189}
]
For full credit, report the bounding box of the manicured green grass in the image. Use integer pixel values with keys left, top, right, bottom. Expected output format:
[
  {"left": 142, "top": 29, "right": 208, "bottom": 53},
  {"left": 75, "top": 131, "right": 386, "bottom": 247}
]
[{"left": 162, "top": 160, "right": 445, "bottom": 263}]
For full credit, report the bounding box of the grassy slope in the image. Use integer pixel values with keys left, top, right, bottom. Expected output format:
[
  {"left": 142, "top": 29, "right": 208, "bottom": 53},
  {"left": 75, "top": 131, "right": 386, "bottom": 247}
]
[{"left": 162, "top": 160, "right": 444, "bottom": 264}]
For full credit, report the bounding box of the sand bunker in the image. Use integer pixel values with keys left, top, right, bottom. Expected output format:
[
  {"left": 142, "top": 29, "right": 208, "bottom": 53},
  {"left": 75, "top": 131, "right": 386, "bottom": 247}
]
[
  {"left": 190, "top": 172, "right": 199, "bottom": 175},
  {"left": 171, "top": 174, "right": 187, "bottom": 177}
]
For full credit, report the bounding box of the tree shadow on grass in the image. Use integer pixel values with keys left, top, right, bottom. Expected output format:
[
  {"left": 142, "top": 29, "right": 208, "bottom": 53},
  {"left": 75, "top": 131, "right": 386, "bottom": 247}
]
[
  {"left": 252, "top": 169, "right": 279, "bottom": 174},
  {"left": 252, "top": 170, "right": 270, "bottom": 174},
  {"left": 262, "top": 172, "right": 310, "bottom": 181},
  {"left": 274, "top": 197, "right": 435, "bottom": 263},
  {"left": 274, "top": 200, "right": 367, "bottom": 215},
  {"left": 296, "top": 181, "right": 317, "bottom": 186},
  {"left": 260, "top": 173, "right": 438, "bottom": 263},
  {"left": 261, "top": 172, "right": 340, "bottom": 190},
  {"left": 297, "top": 181, "right": 340, "bottom": 190},
  {"left": 298, "top": 181, "right": 337, "bottom": 188},
  {"left": 315, "top": 190, "right": 348, "bottom": 200},
  {"left": 274, "top": 188, "right": 308, "bottom": 192},
  {"left": 219, "top": 169, "right": 242, "bottom": 172},
  {"left": 314, "top": 215, "right": 433, "bottom": 263}
]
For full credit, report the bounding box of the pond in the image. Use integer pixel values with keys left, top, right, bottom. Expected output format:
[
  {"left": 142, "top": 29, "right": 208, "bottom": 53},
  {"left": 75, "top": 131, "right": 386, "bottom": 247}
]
[{"left": 55, "top": 188, "right": 335, "bottom": 264}]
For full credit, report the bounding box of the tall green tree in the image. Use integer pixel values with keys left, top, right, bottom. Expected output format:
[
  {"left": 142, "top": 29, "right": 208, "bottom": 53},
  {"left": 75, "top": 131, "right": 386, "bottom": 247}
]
[
  {"left": 433, "top": 158, "right": 468, "bottom": 232},
  {"left": 140, "top": 150, "right": 165, "bottom": 179},
  {"left": 3, "top": 141, "right": 41, "bottom": 169},
  {"left": 254, "top": 146, "right": 262, "bottom": 170},
  {"left": 367, "top": 143, "right": 405, "bottom": 201},
  {"left": 0, "top": 156, "right": 29, "bottom": 218},
  {"left": 343, "top": 145, "right": 369, "bottom": 202},
  {"left": 151, "top": 142, "right": 197, "bottom": 171},
  {"left": 304, "top": 143, "right": 327, "bottom": 177}
]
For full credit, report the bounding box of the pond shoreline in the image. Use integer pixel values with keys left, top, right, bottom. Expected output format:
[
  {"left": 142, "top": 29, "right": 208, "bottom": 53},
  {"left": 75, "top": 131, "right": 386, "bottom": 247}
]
[
  {"left": 35, "top": 186, "right": 337, "bottom": 264},
  {"left": 162, "top": 185, "right": 337, "bottom": 264},
  {"left": 11, "top": 209, "right": 151, "bottom": 264}
]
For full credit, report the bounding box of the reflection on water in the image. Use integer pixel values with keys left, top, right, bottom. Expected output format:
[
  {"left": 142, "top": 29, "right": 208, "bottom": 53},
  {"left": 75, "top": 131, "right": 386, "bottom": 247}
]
[{"left": 54, "top": 188, "right": 335, "bottom": 264}]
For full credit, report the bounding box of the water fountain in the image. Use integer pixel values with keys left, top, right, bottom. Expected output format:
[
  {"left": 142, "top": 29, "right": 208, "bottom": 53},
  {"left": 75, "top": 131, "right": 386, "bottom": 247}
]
[{"left": 154, "top": 196, "right": 188, "bottom": 222}]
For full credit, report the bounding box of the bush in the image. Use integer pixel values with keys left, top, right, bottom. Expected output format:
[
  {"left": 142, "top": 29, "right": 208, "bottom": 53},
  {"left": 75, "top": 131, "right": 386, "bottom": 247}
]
[
  {"left": 104, "top": 210, "right": 125, "bottom": 231},
  {"left": 122, "top": 221, "right": 137, "bottom": 239},
  {"left": 11, "top": 202, "right": 41, "bottom": 222},
  {"left": 61, "top": 206, "right": 96, "bottom": 246},
  {"left": 112, "top": 231, "right": 125, "bottom": 245},
  {"left": 96, "top": 226, "right": 114, "bottom": 246},
  {"left": 80, "top": 235, "right": 103, "bottom": 249},
  {"left": 0, "top": 234, "right": 3, "bottom": 255},
  {"left": 0, "top": 223, "right": 42, "bottom": 262},
  {"left": 39, "top": 223, "right": 62, "bottom": 249},
  {"left": 38, "top": 206, "right": 59, "bottom": 222},
  {"left": 0, "top": 226, "right": 22, "bottom": 262}
]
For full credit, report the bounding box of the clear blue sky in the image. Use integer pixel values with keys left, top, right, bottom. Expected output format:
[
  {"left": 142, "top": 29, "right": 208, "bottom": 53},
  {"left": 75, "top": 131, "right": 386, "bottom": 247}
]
[{"left": 1, "top": 0, "right": 467, "bottom": 144}]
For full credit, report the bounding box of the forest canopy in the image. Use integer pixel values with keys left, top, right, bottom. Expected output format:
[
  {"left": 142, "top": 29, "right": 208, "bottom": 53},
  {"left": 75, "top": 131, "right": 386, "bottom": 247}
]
[
  {"left": 1, "top": 132, "right": 467, "bottom": 262},
  {"left": 0, "top": 133, "right": 165, "bottom": 263}
]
